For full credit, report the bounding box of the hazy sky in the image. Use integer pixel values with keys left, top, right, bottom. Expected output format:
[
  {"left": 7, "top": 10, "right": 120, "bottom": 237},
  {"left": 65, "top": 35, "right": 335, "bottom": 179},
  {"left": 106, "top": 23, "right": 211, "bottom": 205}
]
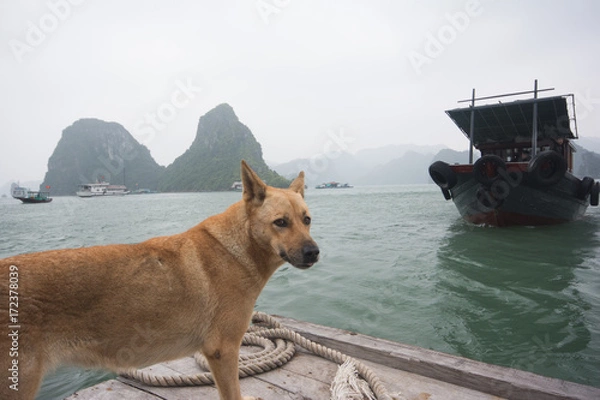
[{"left": 1, "top": 0, "right": 600, "bottom": 185}]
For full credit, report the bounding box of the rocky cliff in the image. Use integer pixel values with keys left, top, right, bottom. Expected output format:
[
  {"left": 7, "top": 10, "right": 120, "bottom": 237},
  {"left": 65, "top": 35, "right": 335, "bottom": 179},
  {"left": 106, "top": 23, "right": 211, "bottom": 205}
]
[
  {"left": 158, "top": 103, "right": 289, "bottom": 191},
  {"left": 41, "top": 119, "right": 164, "bottom": 195}
]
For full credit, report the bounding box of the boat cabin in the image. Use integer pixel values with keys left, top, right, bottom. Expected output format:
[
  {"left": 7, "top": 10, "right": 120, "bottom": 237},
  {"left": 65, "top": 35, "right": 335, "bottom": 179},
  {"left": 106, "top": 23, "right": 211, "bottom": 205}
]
[{"left": 446, "top": 93, "right": 578, "bottom": 173}]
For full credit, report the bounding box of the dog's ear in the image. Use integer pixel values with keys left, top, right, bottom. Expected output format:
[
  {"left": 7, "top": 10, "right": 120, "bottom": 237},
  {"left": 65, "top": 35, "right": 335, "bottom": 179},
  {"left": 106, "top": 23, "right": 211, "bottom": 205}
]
[
  {"left": 241, "top": 160, "right": 267, "bottom": 205},
  {"left": 289, "top": 171, "right": 305, "bottom": 198}
]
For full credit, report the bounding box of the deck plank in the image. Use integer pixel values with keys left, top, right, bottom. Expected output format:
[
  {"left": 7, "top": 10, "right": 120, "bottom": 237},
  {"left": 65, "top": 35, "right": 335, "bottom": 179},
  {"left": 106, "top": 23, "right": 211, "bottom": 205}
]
[
  {"left": 65, "top": 380, "right": 162, "bottom": 400},
  {"left": 276, "top": 316, "right": 600, "bottom": 400},
  {"left": 359, "top": 358, "right": 504, "bottom": 400},
  {"left": 119, "top": 374, "right": 297, "bottom": 399},
  {"left": 252, "top": 351, "right": 333, "bottom": 399},
  {"left": 66, "top": 315, "right": 600, "bottom": 400}
]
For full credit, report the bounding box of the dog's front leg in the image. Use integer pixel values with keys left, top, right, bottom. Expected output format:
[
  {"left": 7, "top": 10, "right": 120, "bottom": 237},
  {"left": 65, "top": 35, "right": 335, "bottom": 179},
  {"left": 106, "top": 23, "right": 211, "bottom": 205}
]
[{"left": 203, "top": 338, "right": 259, "bottom": 400}]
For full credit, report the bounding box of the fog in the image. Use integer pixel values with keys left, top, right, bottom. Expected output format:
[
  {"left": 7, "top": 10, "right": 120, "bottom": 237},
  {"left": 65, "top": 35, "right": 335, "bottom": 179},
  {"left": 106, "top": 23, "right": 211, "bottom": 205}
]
[{"left": 1, "top": 0, "right": 599, "bottom": 185}]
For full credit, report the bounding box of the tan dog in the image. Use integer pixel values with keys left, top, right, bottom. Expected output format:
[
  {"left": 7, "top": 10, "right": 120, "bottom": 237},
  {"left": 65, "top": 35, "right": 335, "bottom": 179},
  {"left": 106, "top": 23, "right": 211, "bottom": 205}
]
[{"left": 0, "top": 161, "right": 319, "bottom": 400}]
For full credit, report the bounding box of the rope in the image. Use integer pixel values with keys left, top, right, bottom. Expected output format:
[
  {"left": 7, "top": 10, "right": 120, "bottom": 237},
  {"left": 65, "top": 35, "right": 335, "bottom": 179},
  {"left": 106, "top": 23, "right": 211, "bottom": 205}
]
[{"left": 122, "top": 312, "right": 397, "bottom": 400}]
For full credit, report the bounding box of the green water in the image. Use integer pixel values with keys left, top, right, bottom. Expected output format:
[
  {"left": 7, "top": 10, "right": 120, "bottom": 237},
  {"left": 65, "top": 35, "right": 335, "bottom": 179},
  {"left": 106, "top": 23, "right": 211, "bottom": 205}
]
[{"left": 1, "top": 185, "right": 598, "bottom": 399}]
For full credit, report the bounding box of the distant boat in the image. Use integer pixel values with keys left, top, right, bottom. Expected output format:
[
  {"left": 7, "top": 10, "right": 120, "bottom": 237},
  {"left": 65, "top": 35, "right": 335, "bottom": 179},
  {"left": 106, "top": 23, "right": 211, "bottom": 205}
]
[
  {"left": 11, "top": 183, "right": 53, "bottom": 204},
  {"left": 230, "top": 181, "right": 243, "bottom": 191},
  {"left": 77, "top": 182, "right": 129, "bottom": 197},
  {"left": 129, "top": 189, "right": 158, "bottom": 195},
  {"left": 315, "top": 182, "right": 353, "bottom": 189},
  {"left": 429, "top": 80, "right": 599, "bottom": 226}
]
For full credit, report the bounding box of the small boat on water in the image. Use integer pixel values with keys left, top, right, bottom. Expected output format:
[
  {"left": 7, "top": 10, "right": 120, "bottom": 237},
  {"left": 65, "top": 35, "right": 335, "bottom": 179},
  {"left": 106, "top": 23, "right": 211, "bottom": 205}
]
[
  {"left": 129, "top": 189, "right": 158, "bottom": 195},
  {"left": 76, "top": 182, "right": 129, "bottom": 197},
  {"left": 315, "top": 182, "right": 353, "bottom": 189},
  {"left": 11, "top": 183, "right": 53, "bottom": 204},
  {"left": 429, "top": 80, "right": 599, "bottom": 227},
  {"left": 230, "top": 181, "right": 243, "bottom": 191}
]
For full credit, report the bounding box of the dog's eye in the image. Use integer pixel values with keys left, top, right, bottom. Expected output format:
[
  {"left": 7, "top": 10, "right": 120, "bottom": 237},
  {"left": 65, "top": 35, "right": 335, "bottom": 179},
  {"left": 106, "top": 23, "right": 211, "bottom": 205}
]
[
  {"left": 273, "top": 219, "right": 288, "bottom": 228},
  {"left": 303, "top": 216, "right": 311, "bottom": 225}
]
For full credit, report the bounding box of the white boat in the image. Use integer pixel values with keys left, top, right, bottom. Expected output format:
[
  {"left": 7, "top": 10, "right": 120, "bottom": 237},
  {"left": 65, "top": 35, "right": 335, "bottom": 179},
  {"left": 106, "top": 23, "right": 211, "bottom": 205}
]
[
  {"left": 230, "top": 181, "right": 243, "bottom": 191},
  {"left": 76, "top": 182, "right": 129, "bottom": 197}
]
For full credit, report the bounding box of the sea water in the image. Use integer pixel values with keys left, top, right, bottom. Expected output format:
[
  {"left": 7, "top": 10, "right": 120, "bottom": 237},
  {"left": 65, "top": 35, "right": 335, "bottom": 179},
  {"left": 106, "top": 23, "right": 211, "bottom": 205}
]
[{"left": 1, "top": 185, "right": 599, "bottom": 399}]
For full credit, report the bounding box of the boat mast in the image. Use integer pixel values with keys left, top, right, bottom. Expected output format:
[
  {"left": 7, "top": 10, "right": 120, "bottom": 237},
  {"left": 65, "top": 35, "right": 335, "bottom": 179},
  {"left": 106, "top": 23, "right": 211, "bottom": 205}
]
[
  {"left": 457, "top": 80, "right": 554, "bottom": 162},
  {"left": 468, "top": 88, "right": 475, "bottom": 164},
  {"left": 532, "top": 79, "right": 539, "bottom": 157}
]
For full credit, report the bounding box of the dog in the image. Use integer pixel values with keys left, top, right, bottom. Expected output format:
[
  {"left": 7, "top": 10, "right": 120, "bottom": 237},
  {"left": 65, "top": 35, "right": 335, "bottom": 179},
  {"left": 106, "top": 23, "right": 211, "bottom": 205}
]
[{"left": 0, "top": 161, "right": 319, "bottom": 400}]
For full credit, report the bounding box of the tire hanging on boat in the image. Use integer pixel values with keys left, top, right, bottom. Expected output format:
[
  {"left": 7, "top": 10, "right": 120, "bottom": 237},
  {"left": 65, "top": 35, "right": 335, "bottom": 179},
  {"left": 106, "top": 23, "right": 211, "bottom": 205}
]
[
  {"left": 441, "top": 188, "right": 452, "bottom": 200},
  {"left": 428, "top": 161, "right": 457, "bottom": 190},
  {"left": 590, "top": 182, "right": 600, "bottom": 206},
  {"left": 527, "top": 150, "right": 567, "bottom": 187},
  {"left": 578, "top": 176, "right": 595, "bottom": 200},
  {"left": 473, "top": 155, "right": 506, "bottom": 187}
]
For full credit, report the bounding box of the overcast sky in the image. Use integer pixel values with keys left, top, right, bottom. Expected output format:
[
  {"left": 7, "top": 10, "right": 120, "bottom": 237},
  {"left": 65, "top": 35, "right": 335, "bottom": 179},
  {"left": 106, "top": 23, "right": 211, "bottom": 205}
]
[{"left": 1, "top": 0, "right": 599, "bottom": 185}]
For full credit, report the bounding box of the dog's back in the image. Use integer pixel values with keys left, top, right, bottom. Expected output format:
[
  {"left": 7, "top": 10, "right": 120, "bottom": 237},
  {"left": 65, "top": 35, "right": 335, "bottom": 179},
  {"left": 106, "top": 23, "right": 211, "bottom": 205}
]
[{"left": 1, "top": 233, "right": 215, "bottom": 398}]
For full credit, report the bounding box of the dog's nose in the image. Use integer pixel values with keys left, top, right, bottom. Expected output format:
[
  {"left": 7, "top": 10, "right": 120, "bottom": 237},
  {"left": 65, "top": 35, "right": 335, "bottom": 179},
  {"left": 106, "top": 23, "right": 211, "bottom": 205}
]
[{"left": 303, "top": 244, "right": 320, "bottom": 263}]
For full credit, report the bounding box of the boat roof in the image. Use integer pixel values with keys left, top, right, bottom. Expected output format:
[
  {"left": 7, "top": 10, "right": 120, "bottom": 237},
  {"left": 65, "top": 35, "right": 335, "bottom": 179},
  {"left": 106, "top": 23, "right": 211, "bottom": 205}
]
[{"left": 446, "top": 95, "right": 576, "bottom": 147}]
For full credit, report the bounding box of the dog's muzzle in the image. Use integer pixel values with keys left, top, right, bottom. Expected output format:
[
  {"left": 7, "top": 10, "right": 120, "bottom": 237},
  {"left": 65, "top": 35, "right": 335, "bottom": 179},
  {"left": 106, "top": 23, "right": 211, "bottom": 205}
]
[
  {"left": 281, "top": 243, "right": 320, "bottom": 269},
  {"left": 300, "top": 243, "right": 320, "bottom": 268}
]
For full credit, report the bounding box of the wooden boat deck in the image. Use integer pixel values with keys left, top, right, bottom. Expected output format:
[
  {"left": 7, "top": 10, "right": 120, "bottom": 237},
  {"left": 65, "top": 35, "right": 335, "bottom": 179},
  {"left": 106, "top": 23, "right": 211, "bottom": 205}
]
[{"left": 67, "top": 315, "right": 600, "bottom": 400}]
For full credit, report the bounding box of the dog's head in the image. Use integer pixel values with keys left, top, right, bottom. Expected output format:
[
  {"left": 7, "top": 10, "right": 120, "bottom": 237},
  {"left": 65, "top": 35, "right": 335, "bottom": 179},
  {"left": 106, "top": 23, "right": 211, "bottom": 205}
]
[{"left": 241, "top": 160, "right": 319, "bottom": 269}]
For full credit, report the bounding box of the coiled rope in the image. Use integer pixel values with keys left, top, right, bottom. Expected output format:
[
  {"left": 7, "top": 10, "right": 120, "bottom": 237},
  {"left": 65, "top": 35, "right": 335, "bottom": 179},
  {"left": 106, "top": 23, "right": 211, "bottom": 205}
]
[{"left": 122, "top": 312, "right": 398, "bottom": 400}]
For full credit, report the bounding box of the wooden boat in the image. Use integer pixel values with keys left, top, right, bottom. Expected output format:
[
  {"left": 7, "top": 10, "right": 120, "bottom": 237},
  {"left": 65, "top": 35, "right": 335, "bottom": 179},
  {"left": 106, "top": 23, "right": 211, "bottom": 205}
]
[
  {"left": 66, "top": 315, "right": 600, "bottom": 399},
  {"left": 429, "top": 80, "right": 599, "bottom": 226},
  {"left": 10, "top": 183, "right": 52, "bottom": 203}
]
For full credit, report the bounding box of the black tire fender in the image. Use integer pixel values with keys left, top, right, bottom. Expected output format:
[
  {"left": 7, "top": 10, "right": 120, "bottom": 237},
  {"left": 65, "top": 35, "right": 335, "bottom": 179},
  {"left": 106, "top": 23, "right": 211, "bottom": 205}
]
[
  {"left": 590, "top": 182, "right": 599, "bottom": 206},
  {"left": 527, "top": 151, "right": 567, "bottom": 186},
  {"left": 473, "top": 155, "right": 506, "bottom": 187},
  {"left": 429, "top": 161, "right": 457, "bottom": 190},
  {"left": 578, "top": 176, "right": 595, "bottom": 200},
  {"left": 441, "top": 188, "right": 452, "bottom": 200}
]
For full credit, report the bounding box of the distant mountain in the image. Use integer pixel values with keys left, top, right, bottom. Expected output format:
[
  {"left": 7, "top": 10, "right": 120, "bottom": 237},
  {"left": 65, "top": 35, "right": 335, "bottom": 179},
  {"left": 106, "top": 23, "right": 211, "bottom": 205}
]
[
  {"left": 577, "top": 137, "right": 600, "bottom": 155},
  {"left": 573, "top": 143, "right": 600, "bottom": 179},
  {"left": 41, "top": 119, "right": 164, "bottom": 195},
  {"left": 35, "top": 109, "right": 600, "bottom": 195},
  {"left": 354, "top": 144, "right": 447, "bottom": 169},
  {"left": 353, "top": 151, "right": 432, "bottom": 185},
  {"left": 273, "top": 152, "right": 365, "bottom": 186},
  {"left": 158, "top": 104, "right": 289, "bottom": 191},
  {"left": 272, "top": 144, "right": 451, "bottom": 186},
  {"left": 430, "top": 148, "right": 474, "bottom": 164}
]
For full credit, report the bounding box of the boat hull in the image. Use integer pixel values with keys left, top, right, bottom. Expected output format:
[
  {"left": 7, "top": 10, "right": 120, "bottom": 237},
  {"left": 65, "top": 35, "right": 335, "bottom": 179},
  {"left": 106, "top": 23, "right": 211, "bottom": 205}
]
[
  {"left": 76, "top": 191, "right": 128, "bottom": 197},
  {"left": 16, "top": 197, "right": 53, "bottom": 204},
  {"left": 438, "top": 163, "right": 590, "bottom": 226}
]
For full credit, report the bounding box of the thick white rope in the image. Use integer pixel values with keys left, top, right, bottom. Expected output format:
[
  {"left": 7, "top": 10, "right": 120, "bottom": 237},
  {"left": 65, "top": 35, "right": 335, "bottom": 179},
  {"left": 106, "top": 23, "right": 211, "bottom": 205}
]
[{"left": 122, "top": 312, "right": 401, "bottom": 400}]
